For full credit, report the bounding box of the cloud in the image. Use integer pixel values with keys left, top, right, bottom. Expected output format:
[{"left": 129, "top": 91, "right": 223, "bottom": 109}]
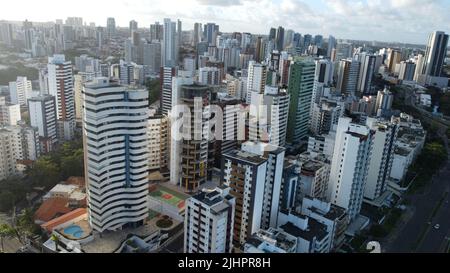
[
  {"left": 0, "top": 0, "right": 449, "bottom": 44},
  {"left": 196, "top": 0, "right": 243, "bottom": 6}
]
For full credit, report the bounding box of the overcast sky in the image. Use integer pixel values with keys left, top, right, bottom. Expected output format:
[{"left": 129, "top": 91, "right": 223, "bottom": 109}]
[{"left": 1, "top": 0, "right": 450, "bottom": 44}]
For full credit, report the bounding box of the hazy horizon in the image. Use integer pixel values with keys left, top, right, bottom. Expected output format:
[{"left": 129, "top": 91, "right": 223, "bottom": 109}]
[{"left": 1, "top": 0, "right": 450, "bottom": 45}]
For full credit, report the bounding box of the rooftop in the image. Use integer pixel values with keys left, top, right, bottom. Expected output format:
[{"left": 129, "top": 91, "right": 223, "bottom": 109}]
[
  {"left": 224, "top": 149, "right": 267, "bottom": 165},
  {"left": 34, "top": 198, "right": 72, "bottom": 223},
  {"left": 41, "top": 208, "right": 88, "bottom": 232},
  {"left": 280, "top": 217, "right": 328, "bottom": 242},
  {"left": 246, "top": 228, "right": 297, "bottom": 253}
]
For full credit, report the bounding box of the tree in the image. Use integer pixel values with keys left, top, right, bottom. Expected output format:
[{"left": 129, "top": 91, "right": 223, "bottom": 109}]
[
  {"left": 146, "top": 78, "right": 161, "bottom": 106},
  {"left": 0, "top": 177, "right": 29, "bottom": 212},
  {"left": 60, "top": 148, "right": 84, "bottom": 179},
  {"left": 422, "top": 142, "right": 447, "bottom": 169},
  {"left": 0, "top": 191, "right": 15, "bottom": 212},
  {"left": 50, "top": 234, "right": 60, "bottom": 252},
  {"left": 26, "top": 156, "right": 60, "bottom": 189},
  {"left": 15, "top": 209, "right": 41, "bottom": 243},
  {"left": 0, "top": 224, "right": 15, "bottom": 253}
]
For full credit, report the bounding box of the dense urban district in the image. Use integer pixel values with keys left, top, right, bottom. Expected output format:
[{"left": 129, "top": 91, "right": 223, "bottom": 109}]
[{"left": 0, "top": 16, "right": 449, "bottom": 254}]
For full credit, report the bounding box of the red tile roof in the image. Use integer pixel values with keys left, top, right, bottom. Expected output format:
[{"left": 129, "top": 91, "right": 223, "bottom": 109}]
[
  {"left": 41, "top": 208, "right": 87, "bottom": 232},
  {"left": 34, "top": 197, "right": 72, "bottom": 223}
]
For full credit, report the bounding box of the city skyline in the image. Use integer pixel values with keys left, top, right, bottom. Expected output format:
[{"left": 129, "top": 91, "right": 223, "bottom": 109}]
[
  {"left": 1, "top": 0, "right": 450, "bottom": 44},
  {"left": 0, "top": 0, "right": 449, "bottom": 256}
]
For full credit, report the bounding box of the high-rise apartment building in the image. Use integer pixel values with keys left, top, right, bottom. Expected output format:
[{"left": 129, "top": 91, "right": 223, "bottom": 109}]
[
  {"left": 28, "top": 94, "right": 57, "bottom": 153},
  {"left": 148, "top": 112, "right": 169, "bottom": 176},
  {"left": 375, "top": 87, "right": 394, "bottom": 117},
  {"left": 106, "top": 17, "right": 116, "bottom": 39},
  {"left": 275, "top": 26, "right": 285, "bottom": 51},
  {"left": 199, "top": 67, "right": 220, "bottom": 85},
  {"left": 413, "top": 54, "right": 424, "bottom": 82},
  {"left": 0, "top": 22, "right": 13, "bottom": 46},
  {"left": 129, "top": 20, "right": 138, "bottom": 37},
  {"left": 150, "top": 22, "right": 163, "bottom": 41},
  {"left": 334, "top": 42, "right": 353, "bottom": 61},
  {"left": 422, "top": 31, "right": 449, "bottom": 77},
  {"left": 162, "top": 18, "right": 177, "bottom": 67},
  {"left": 357, "top": 53, "right": 377, "bottom": 95},
  {"left": 310, "top": 98, "right": 345, "bottom": 136},
  {"left": 328, "top": 117, "right": 373, "bottom": 220},
  {"left": 175, "top": 84, "right": 216, "bottom": 193},
  {"left": 74, "top": 72, "right": 96, "bottom": 124},
  {"left": 184, "top": 187, "right": 235, "bottom": 253},
  {"left": 221, "top": 146, "right": 267, "bottom": 246},
  {"left": 327, "top": 36, "right": 336, "bottom": 58},
  {"left": 336, "top": 58, "right": 360, "bottom": 96},
  {"left": 169, "top": 72, "right": 194, "bottom": 186},
  {"left": 47, "top": 55, "right": 75, "bottom": 141},
  {"left": 160, "top": 66, "right": 177, "bottom": 116},
  {"left": 263, "top": 86, "right": 290, "bottom": 147},
  {"left": 204, "top": 23, "right": 219, "bottom": 46},
  {"left": 9, "top": 76, "right": 33, "bottom": 106},
  {"left": 386, "top": 49, "right": 401, "bottom": 73},
  {"left": 83, "top": 78, "right": 149, "bottom": 232},
  {"left": 242, "top": 142, "right": 285, "bottom": 230},
  {"left": 246, "top": 61, "right": 267, "bottom": 104},
  {"left": 364, "top": 118, "right": 398, "bottom": 201},
  {"left": 286, "top": 57, "right": 315, "bottom": 144},
  {"left": 398, "top": 61, "right": 416, "bottom": 81}
]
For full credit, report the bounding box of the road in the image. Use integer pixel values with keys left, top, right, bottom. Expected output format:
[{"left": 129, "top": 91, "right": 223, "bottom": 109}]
[
  {"left": 384, "top": 87, "right": 450, "bottom": 253},
  {"left": 386, "top": 148, "right": 450, "bottom": 252}
]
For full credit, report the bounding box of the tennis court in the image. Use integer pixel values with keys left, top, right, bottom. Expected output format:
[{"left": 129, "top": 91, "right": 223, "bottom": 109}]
[{"left": 149, "top": 185, "right": 187, "bottom": 209}]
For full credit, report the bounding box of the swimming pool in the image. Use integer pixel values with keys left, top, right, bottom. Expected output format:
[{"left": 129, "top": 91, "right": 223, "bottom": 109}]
[{"left": 64, "top": 225, "right": 84, "bottom": 238}]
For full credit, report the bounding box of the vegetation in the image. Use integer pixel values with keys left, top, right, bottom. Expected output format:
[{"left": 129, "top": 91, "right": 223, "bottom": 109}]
[
  {"left": 62, "top": 49, "right": 93, "bottom": 64},
  {"left": 367, "top": 207, "right": 403, "bottom": 240},
  {"left": 0, "top": 63, "right": 38, "bottom": 85},
  {"left": 146, "top": 78, "right": 161, "bottom": 106},
  {"left": 349, "top": 234, "right": 369, "bottom": 252},
  {"left": 368, "top": 224, "right": 388, "bottom": 239},
  {"left": 407, "top": 142, "right": 448, "bottom": 193},
  {"left": 50, "top": 234, "right": 60, "bottom": 251},
  {"left": 14, "top": 209, "right": 42, "bottom": 241},
  {"left": 0, "top": 224, "right": 15, "bottom": 253},
  {"left": 0, "top": 178, "right": 28, "bottom": 212},
  {"left": 156, "top": 218, "right": 173, "bottom": 229},
  {"left": 0, "top": 139, "right": 84, "bottom": 213},
  {"left": 0, "top": 208, "right": 41, "bottom": 252},
  {"left": 438, "top": 93, "right": 450, "bottom": 116}
]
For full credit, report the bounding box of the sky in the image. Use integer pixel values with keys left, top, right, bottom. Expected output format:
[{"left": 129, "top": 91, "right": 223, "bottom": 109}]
[{"left": 1, "top": 0, "right": 450, "bottom": 44}]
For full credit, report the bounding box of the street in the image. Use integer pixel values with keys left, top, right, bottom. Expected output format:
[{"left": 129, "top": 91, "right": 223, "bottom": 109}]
[
  {"left": 382, "top": 87, "right": 450, "bottom": 253},
  {"left": 386, "top": 159, "right": 450, "bottom": 252}
]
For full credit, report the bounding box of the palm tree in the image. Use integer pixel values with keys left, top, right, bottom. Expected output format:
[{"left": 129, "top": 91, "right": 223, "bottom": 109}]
[
  {"left": 0, "top": 224, "right": 15, "bottom": 253},
  {"left": 50, "top": 234, "right": 60, "bottom": 252}
]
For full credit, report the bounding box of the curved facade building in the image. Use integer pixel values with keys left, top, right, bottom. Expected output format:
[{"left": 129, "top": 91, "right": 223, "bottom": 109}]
[{"left": 83, "top": 78, "right": 149, "bottom": 233}]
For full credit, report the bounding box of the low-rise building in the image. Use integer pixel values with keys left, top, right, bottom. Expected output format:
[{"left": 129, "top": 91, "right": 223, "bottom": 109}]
[
  {"left": 300, "top": 197, "right": 348, "bottom": 250},
  {"left": 278, "top": 210, "right": 332, "bottom": 253},
  {"left": 389, "top": 113, "right": 426, "bottom": 182},
  {"left": 244, "top": 228, "right": 297, "bottom": 253}
]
